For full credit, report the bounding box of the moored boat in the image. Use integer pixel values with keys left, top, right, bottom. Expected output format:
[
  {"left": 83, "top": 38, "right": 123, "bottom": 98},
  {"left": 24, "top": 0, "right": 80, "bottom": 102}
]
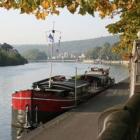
[
  {"left": 74, "top": 67, "right": 115, "bottom": 90},
  {"left": 12, "top": 75, "right": 90, "bottom": 128},
  {"left": 12, "top": 67, "right": 114, "bottom": 128},
  {"left": 11, "top": 22, "right": 115, "bottom": 129}
]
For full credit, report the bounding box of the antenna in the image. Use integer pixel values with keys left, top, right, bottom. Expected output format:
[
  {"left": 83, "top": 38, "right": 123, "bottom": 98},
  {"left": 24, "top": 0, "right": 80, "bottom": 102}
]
[{"left": 45, "top": 22, "right": 62, "bottom": 88}]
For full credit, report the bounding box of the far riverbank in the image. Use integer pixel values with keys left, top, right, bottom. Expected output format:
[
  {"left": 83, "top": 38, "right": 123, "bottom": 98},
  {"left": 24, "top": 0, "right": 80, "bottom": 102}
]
[
  {"left": 28, "top": 59, "right": 129, "bottom": 67},
  {"left": 83, "top": 59, "right": 129, "bottom": 67}
]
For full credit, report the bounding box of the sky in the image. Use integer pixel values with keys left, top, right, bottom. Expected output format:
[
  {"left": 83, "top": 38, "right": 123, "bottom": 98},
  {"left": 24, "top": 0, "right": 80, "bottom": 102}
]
[{"left": 0, "top": 8, "right": 119, "bottom": 44}]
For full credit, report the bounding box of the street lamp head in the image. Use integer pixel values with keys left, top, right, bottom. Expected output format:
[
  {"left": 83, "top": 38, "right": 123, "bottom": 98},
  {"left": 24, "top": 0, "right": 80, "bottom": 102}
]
[{"left": 137, "top": 31, "right": 140, "bottom": 39}]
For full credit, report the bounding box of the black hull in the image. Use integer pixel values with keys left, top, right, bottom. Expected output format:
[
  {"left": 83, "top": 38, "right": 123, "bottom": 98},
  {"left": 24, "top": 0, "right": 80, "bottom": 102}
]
[{"left": 12, "top": 109, "right": 63, "bottom": 128}]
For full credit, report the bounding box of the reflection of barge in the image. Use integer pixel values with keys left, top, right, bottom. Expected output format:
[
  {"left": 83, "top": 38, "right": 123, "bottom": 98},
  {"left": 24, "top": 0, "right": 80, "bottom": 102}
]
[{"left": 12, "top": 68, "right": 114, "bottom": 128}]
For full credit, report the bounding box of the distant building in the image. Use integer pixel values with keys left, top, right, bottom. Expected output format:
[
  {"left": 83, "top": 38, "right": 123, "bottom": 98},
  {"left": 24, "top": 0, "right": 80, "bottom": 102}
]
[{"left": 78, "top": 53, "right": 86, "bottom": 60}]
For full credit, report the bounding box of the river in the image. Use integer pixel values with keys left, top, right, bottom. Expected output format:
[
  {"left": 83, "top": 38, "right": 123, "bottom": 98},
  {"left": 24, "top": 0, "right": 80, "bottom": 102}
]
[{"left": 0, "top": 62, "right": 129, "bottom": 140}]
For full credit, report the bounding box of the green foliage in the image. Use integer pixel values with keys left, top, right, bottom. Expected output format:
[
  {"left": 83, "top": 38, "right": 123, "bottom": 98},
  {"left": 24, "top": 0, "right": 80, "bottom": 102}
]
[
  {"left": 22, "top": 49, "right": 48, "bottom": 60},
  {"left": 16, "top": 36, "right": 119, "bottom": 57},
  {"left": 86, "top": 47, "right": 102, "bottom": 59},
  {"left": 106, "top": 2, "right": 140, "bottom": 55},
  {"left": 0, "top": 0, "right": 140, "bottom": 56},
  {"left": 0, "top": 43, "right": 27, "bottom": 66},
  {"left": 86, "top": 42, "right": 122, "bottom": 60},
  {"left": 0, "top": 0, "right": 136, "bottom": 19}
]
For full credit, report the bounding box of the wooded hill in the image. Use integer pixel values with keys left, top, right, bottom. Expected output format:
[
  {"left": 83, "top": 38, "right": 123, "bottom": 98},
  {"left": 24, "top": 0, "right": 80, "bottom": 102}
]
[
  {"left": 86, "top": 42, "right": 122, "bottom": 60},
  {"left": 0, "top": 43, "right": 28, "bottom": 66},
  {"left": 22, "top": 49, "right": 48, "bottom": 61},
  {"left": 15, "top": 35, "right": 119, "bottom": 58}
]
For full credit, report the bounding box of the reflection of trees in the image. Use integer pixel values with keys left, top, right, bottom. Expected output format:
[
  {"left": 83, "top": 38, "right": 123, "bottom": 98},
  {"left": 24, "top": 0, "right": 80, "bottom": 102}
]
[{"left": 12, "top": 126, "right": 31, "bottom": 140}]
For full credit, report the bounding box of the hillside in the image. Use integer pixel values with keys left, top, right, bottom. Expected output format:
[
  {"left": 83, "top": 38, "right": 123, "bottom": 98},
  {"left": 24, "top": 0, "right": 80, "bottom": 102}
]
[
  {"left": 14, "top": 35, "right": 119, "bottom": 57},
  {"left": 22, "top": 49, "right": 48, "bottom": 60},
  {"left": 86, "top": 42, "right": 122, "bottom": 60},
  {"left": 0, "top": 43, "right": 28, "bottom": 66}
]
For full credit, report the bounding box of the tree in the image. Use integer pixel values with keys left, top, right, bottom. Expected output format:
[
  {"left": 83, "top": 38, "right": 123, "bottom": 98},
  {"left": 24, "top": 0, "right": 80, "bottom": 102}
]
[
  {"left": 0, "top": 43, "right": 27, "bottom": 66},
  {"left": 86, "top": 42, "right": 121, "bottom": 60},
  {"left": 86, "top": 46, "right": 102, "bottom": 59},
  {"left": 107, "top": 1, "right": 140, "bottom": 56},
  {"left": 0, "top": 0, "right": 140, "bottom": 56},
  {"left": 0, "top": 0, "right": 137, "bottom": 19},
  {"left": 22, "top": 49, "right": 48, "bottom": 60}
]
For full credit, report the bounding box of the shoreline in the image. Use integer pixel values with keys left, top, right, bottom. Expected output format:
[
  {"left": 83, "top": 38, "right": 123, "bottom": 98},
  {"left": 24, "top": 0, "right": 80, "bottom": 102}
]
[
  {"left": 82, "top": 59, "right": 129, "bottom": 67},
  {"left": 27, "top": 59, "right": 129, "bottom": 67}
]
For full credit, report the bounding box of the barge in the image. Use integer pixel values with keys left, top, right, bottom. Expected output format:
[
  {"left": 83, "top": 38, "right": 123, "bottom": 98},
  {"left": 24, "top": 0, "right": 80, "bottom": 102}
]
[
  {"left": 12, "top": 68, "right": 114, "bottom": 128},
  {"left": 12, "top": 76, "right": 90, "bottom": 128}
]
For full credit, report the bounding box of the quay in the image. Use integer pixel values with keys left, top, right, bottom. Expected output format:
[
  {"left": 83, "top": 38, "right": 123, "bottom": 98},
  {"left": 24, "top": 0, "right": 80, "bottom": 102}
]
[
  {"left": 28, "top": 59, "right": 78, "bottom": 63},
  {"left": 22, "top": 79, "right": 129, "bottom": 140},
  {"left": 28, "top": 59, "right": 129, "bottom": 67}
]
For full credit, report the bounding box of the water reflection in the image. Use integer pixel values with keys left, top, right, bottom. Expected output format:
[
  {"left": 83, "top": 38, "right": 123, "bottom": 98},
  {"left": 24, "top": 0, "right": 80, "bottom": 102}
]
[{"left": 12, "top": 127, "right": 31, "bottom": 140}]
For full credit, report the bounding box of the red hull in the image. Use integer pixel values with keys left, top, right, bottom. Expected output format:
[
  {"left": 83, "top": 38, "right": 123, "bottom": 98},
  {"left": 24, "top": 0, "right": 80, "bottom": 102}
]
[
  {"left": 12, "top": 90, "right": 75, "bottom": 112},
  {"left": 12, "top": 90, "right": 76, "bottom": 128}
]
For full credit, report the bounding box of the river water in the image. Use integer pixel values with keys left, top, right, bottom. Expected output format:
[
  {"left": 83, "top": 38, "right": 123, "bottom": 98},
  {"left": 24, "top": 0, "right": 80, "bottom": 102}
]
[{"left": 0, "top": 62, "right": 129, "bottom": 140}]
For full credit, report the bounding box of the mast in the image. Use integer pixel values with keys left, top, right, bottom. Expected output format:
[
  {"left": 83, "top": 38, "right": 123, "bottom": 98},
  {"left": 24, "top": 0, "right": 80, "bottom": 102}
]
[
  {"left": 46, "top": 22, "right": 61, "bottom": 88},
  {"left": 49, "top": 22, "right": 55, "bottom": 88},
  {"left": 75, "top": 67, "right": 77, "bottom": 106}
]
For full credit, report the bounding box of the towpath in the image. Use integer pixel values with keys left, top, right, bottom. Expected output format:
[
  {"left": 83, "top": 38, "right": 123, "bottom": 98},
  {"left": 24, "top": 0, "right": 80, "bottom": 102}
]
[{"left": 23, "top": 79, "right": 129, "bottom": 140}]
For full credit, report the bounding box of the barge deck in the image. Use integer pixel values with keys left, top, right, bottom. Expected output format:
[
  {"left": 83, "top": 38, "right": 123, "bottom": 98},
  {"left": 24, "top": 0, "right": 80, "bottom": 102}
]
[{"left": 21, "top": 79, "right": 129, "bottom": 140}]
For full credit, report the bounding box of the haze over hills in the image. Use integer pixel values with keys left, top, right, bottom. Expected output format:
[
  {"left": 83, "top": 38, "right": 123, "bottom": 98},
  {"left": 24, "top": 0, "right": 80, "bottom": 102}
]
[{"left": 14, "top": 35, "right": 119, "bottom": 57}]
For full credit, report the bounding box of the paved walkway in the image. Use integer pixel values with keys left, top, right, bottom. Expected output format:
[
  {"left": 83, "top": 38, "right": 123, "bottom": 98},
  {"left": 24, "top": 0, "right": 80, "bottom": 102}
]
[{"left": 23, "top": 79, "right": 129, "bottom": 140}]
